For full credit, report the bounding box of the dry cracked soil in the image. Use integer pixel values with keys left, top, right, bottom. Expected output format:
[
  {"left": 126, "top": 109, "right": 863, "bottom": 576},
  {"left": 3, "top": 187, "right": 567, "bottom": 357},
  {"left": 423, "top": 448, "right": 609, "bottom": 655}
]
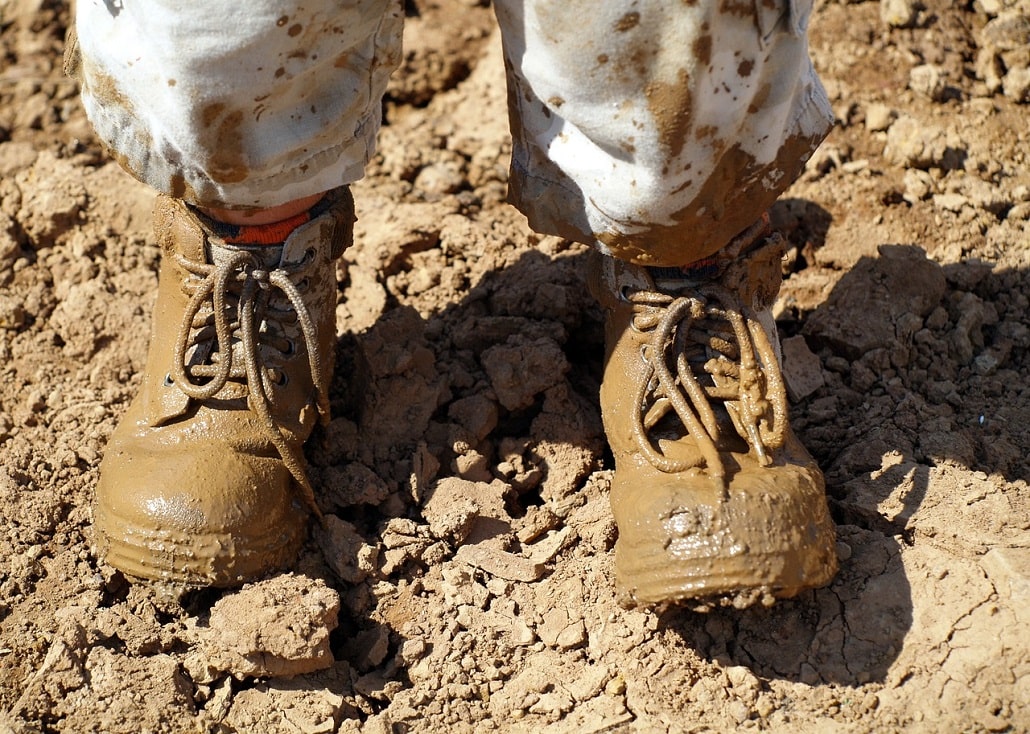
[{"left": 1, "top": 1, "right": 1029, "bottom": 732}]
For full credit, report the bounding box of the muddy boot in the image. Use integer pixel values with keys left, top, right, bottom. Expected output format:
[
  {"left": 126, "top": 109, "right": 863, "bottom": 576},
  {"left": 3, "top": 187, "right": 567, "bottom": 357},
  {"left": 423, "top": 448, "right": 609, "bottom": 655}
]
[
  {"left": 589, "top": 218, "right": 838, "bottom": 609},
  {"left": 93, "top": 188, "right": 354, "bottom": 586}
]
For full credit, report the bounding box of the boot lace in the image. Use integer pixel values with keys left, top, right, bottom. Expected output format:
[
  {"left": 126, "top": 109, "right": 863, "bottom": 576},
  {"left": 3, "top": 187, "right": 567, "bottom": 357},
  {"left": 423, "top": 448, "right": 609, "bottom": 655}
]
[
  {"left": 170, "top": 247, "right": 328, "bottom": 515},
  {"left": 626, "top": 280, "right": 788, "bottom": 481}
]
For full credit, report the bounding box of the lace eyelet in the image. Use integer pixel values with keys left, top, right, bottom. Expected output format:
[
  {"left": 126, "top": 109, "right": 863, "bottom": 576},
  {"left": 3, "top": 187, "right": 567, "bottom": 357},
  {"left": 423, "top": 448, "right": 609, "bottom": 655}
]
[
  {"left": 163, "top": 373, "right": 174, "bottom": 387},
  {"left": 270, "top": 369, "right": 289, "bottom": 387}
]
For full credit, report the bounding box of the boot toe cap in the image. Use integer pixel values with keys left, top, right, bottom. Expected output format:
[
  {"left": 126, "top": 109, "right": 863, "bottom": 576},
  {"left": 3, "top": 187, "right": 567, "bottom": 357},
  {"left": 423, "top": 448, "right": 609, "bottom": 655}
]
[
  {"left": 612, "top": 460, "right": 837, "bottom": 607},
  {"left": 94, "top": 440, "right": 307, "bottom": 586}
]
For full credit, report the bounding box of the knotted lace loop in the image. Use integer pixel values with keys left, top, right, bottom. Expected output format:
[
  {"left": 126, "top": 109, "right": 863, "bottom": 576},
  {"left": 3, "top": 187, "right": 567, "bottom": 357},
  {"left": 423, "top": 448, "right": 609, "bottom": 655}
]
[{"left": 626, "top": 280, "right": 788, "bottom": 479}]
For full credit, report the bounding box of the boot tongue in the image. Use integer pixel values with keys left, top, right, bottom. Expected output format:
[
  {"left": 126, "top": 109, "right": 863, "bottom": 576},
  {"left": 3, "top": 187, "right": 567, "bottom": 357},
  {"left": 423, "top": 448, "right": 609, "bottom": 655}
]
[
  {"left": 190, "top": 206, "right": 287, "bottom": 269},
  {"left": 647, "top": 257, "right": 722, "bottom": 292},
  {"left": 207, "top": 239, "right": 284, "bottom": 270},
  {"left": 200, "top": 239, "right": 287, "bottom": 400}
]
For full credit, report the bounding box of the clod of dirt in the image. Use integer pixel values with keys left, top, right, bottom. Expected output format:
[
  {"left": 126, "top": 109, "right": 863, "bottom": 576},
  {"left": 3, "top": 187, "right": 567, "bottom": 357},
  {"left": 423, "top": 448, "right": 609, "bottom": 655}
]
[
  {"left": 316, "top": 516, "right": 381, "bottom": 585},
  {"left": 187, "top": 575, "right": 340, "bottom": 681},
  {"left": 481, "top": 335, "right": 570, "bottom": 411},
  {"left": 422, "top": 476, "right": 510, "bottom": 544},
  {"left": 782, "top": 334, "right": 827, "bottom": 401},
  {"left": 803, "top": 244, "right": 946, "bottom": 359}
]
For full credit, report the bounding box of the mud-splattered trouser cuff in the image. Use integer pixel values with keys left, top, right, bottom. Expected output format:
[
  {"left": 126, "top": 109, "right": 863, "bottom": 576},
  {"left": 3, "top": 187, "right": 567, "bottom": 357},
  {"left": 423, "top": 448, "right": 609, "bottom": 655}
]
[
  {"left": 70, "top": 0, "right": 404, "bottom": 211},
  {"left": 496, "top": 0, "right": 833, "bottom": 266},
  {"left": 71, "top": 0, "right": 832, "bottom": 266}
]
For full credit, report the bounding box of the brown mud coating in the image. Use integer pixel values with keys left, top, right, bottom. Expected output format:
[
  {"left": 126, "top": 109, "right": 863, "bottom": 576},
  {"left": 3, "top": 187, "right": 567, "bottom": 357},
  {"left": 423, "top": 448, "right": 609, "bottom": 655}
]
[
  {"left": 2, "top": 1, "right": 1029, "bottom": 731},
  {"left": 198, "top": 102, "right": 249, "bottom": 185},
  {"left": 93, "top": 189, "right": 354, "bottom": 586},
  {"left": 588, "top": 234, "right": 837, "bottom": 608},
  {"left": 596, "top": 132, "right": 826, "bottom": 265}
]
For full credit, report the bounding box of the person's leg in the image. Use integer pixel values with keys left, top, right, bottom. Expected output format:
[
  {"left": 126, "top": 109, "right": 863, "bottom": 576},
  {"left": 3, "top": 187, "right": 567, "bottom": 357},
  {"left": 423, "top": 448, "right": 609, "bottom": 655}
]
[
  {"left": 69, "top": 0, "right": 403, "bottom": 585},
  {"left": 494, "top": 0, "right": 838, "bottom": 608},
  {"left": 72, "top": 0, "right": 402, "bottom": 210}
]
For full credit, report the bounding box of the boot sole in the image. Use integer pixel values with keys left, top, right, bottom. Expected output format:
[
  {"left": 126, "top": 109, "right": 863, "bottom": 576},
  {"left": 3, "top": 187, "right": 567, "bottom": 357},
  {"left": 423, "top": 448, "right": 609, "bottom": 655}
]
[
  {"left": 93, "top": 503, "right": 306, "bottom": 587},
  {"left": 615, "top": 534, "right": 839, "bottom": 610}
]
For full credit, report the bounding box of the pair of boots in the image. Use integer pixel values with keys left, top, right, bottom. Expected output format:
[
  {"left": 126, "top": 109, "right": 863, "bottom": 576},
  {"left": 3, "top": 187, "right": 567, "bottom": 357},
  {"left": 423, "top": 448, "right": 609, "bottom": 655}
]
[{"left": 93, "top": 189, "right": 836, "bottom": 606}]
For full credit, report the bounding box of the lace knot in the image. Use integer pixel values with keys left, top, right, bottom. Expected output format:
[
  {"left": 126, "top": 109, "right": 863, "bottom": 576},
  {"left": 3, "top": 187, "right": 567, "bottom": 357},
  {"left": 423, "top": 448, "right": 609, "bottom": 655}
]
[{"left": 625, "top": 279, "right": 788, "bottom": 479}]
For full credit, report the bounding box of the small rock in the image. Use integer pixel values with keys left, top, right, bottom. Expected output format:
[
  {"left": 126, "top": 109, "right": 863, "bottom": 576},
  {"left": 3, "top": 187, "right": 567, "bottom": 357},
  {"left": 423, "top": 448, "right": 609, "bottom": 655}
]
[
  {"left": 566, "top": 663, "right": 611, "bottom": 702},
  {"left": 903, "top": 168, "right": 935, "bottom": 203},
  {"left": 981, "top": 547, "right": 1030, "bottom": 604},
  {"left": 316, "top": 515, "right": 379, "bottom": 584},
  {"left": 974, "top": 0, "right": 1004, "bottom": 14},
  {"left": 440, "top": 564, "right": 490, "bottom": 609},
  {"left": 538, "top": 608, "right": 570, "bottom": 648},
  {"left": 881, "top": 0, "right": 920, "bottom": 28},
  {"left": 511, "top": 617, "right": 537, "bottom": 646},
  {"left": 1002, "top": 65, "right": 1030, "bottom": 102},
  {"left": 909, "top": 64, "right": 948, "bottom": 102},
  {"left": 976, "top": 47, "right": 1006, "bottom": 94},
  {"left": 350, "top": 626, "right": 391, "bottom": 672},
  {"left": 865, "top": 102, "right": 896, "bottom": 132},
  {"left": 934, "top": 192, "right": 969, "bottom": 213},
  {"left": 884, "top": 116, "right": 956, "bottom": 169},
  {"left": 397, "top": 638, "right": 428, "bottom": 665},
  {"left": 725, "top": 665, "right": 761, "bottom": 696},
  {"left": 448, "top": 394, "right": 500, "bottom": 444},
  {"left": 453, "top": 449, "right": 494, "bottom": 483},
  {"left": 0, "top": 294, "right": 26, "bottom": 329},
  {"left": 455, "top": 543, "right": 545, "bottom": 583}
]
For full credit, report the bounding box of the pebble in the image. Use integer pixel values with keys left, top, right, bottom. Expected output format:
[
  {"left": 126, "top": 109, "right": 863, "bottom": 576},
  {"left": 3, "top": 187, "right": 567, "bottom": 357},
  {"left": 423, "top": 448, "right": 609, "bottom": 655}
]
[
  {"left": 781, "top": 335, "right": 826, "bottom": 402},
  {"left": 315, "top": 515, "right": 379, "bottom": 584},
  {"left": 511, "top": 618, "right": 537, "bottom": 646},
  {"left": 1002, "top": 66, "right": 1030, "bottom": 102},
  {"left": 909, "top": 64, "right": 948, "bottom": 102},
  {"left": 455, "top": 543, "right": 545, "bottom": 583},
  {"left": 903, "top": 168, "right": 935, "bottom": 203},
  {"left": 865, "top": 102, "right": 896, "bottom": 132},
  {"left": 0, "top": 295, "right": 25, "bottom": 329},
  {"left": 980, "top": 547, "right": 1030, "bottom": 604},
  {"left": 881, "top": 0, "right": 921, "bottom": 28}
]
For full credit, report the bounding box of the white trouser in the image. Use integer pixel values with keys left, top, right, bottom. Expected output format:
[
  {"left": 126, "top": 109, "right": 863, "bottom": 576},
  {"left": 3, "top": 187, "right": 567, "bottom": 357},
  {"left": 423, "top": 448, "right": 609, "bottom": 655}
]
[{"left": 72, "top": 0, "right": 831, "bottom": 265}]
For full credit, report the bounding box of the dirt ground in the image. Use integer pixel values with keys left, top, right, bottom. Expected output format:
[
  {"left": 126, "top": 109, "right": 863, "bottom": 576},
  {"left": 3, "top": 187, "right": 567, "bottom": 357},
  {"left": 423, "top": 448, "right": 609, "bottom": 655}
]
[{"left": 1, "top": 0, "right": 1029, "bottom": 732}]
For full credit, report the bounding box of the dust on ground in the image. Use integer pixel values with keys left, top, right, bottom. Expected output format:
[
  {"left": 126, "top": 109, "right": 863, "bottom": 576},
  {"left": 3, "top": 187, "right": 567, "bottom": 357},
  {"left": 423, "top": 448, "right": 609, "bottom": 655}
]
[{"left": 1, "top": 1, "right": 1028, "bottom": 732}]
